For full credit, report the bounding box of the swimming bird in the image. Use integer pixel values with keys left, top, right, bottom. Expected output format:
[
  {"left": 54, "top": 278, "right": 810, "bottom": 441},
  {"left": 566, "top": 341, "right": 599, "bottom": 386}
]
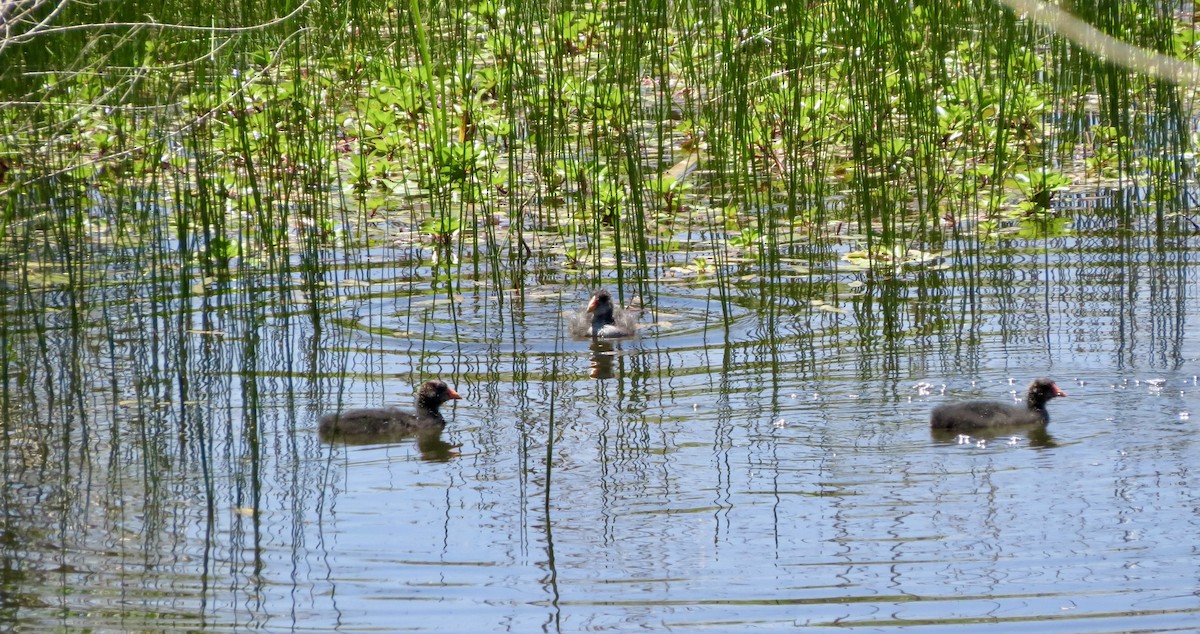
[
  {"left": 319, "top": 379, "right": 462, "bottom": 436},
  {"left": 568, "top": 289, "right": 638, "bottom": 338},
  {"left": 929, "top": 378, "right": 1067, "bottom": 430}
]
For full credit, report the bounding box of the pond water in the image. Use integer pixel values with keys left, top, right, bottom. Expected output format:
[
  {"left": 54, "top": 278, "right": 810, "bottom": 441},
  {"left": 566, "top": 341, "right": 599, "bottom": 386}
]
[{"left": 4, "top": 200, "right": 1200, "bottom": 632}]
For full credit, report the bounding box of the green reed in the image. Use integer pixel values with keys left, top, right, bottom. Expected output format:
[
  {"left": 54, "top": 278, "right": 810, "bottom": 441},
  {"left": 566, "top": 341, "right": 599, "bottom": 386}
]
[{"left": 1, "top": 0, "right": 1197, "bottom": 339}]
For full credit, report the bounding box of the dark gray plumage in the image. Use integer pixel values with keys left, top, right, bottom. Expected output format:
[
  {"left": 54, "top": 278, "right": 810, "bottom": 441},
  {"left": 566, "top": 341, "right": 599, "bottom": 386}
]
[
  {"left": 930, "top": 378, "right": 1067, "bottom": 430},
  {"left": 568, "top": 289, "right": 638, "bottom": 338},
  {"left": 319, "top": 380, "right": 462, "bottom": 436}
]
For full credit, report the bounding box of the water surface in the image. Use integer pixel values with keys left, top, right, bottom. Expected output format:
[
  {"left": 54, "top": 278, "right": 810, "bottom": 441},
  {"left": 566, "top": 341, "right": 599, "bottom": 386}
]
[{"left": 3, "top": 200, "right": 1200, "bottom": 632}]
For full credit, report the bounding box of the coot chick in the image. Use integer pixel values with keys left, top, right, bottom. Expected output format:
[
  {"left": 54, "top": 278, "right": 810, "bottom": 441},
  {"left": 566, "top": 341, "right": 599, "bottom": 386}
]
[
  {"left": 319, "top": 380, "right": 462, "bottom": 436},
  {"left": 929, "top": 378, "right": 1067, "bottom": 430},
  {"left": 568, "top": 289, "right": 638, "bottom": 338}
]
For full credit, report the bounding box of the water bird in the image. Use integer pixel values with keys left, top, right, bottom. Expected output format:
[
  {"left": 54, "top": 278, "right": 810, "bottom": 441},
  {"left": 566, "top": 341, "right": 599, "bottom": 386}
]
[
  {"left": 319, "top": 380, "right": 462, "bottom": 436},
  {"left": 568, "top": 289, "right": 638, "bottom": 338},
  {"left": 929, "top": 378, "right": 1067, "bottom": 430}
]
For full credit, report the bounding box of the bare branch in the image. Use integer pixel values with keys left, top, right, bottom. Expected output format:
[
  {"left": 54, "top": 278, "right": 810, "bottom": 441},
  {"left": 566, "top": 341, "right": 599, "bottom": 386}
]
[{"left": 998, "top": 0, "right": 1200, "bottom": 86}]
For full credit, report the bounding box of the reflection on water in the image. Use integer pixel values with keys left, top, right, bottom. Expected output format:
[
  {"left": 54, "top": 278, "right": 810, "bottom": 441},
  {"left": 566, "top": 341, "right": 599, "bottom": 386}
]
[
  {"left": 929, "top": 424, "right": 1059, "bottom": 448},
  {"left": 4, "top": 200, "right": 1200, "bottom": 631},
  {"left": 323, "top": 428, "right": 463, "bottom": 462},
  {"left": 588, "top": 339, "right": 616, "bottom": 379}
]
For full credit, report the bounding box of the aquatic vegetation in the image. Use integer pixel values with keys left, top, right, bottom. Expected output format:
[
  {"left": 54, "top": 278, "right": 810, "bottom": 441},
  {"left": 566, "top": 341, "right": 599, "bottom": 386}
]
[{"left": 0, "top": 0, "right": 1195, "bottom": 301}]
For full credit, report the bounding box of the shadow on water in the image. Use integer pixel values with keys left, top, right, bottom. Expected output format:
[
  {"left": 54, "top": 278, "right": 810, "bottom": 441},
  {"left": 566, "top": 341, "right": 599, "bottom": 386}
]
[
  {"left": 321, "top": 428, "right": 463, "bottom": 462},
  {"left": 930, "top": 425, "right": 1059, "bottom": 449},
  {"left": 587, "top": 339, "right": 617, "bottom": 380},
  {"left": 585, "top": 338, "right": 633, "bottom": 379}
]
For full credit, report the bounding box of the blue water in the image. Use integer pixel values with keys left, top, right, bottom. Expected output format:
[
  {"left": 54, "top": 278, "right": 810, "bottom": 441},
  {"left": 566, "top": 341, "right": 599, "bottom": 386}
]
[{"left": 4, "top": 209, "right": 1200, "bottom": 632}]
